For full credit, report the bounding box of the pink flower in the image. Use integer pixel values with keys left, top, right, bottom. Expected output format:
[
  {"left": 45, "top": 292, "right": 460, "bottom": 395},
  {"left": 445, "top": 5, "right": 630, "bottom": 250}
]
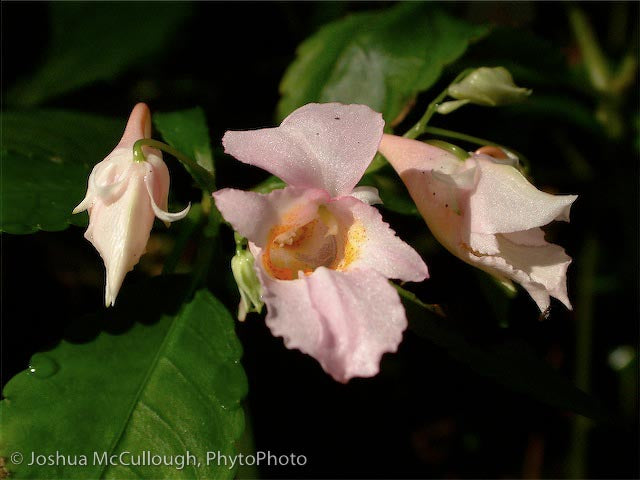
[
  {"left": 73, "top": 103, "right": 189, "bottom": 307},
  {"left": 213, "top": 103, "right": 429, "bottom": 382},
  {"left": 378, "top": 134, "right": 577, "bottom": 313}
]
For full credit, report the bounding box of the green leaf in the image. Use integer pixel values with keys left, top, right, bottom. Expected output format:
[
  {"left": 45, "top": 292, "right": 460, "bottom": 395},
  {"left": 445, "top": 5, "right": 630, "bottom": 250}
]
[
  {"left": 0, "top": 277, "right": 247, "bottom": 479},
  {"left": 252, "top": 175, "right": 286, "bottom": 194},
  {"left": 1, "top": 110, "right": 122, "bottom": 234},
  {"left": 398, "top": 286, "right": 610, "bottom": 421},
  {"left": 277, "top": 3, "right": 488, "bottom": 124},
  {"left": 154, "top": 107, "right": 214, "bottom": 173},
  {"left": 360, "top": 167, "right": 420, "bottom": 216},
  {"left": 8, "top": 3, "right": 192, "bottom": 106}
]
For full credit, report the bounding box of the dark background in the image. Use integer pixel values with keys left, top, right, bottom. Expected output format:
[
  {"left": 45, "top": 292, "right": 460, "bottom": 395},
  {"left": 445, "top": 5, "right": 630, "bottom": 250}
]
[{"left": 2, "top": 2, "right": 638, "bottom": 478}]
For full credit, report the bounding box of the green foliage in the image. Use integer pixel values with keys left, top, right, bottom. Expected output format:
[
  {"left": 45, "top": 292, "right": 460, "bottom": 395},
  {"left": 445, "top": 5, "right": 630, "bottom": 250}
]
[
  {"left": 0, "top": 110, "right": 121, "bottom": 234},
  {"left": 252, "top": 175, "right": 286, "bottom": 194},
  {"left": 360, "top": 167, "right": 420, "bottom": 216},
  {"left": 7, "top": 3, "right": 192, "bottom": 107},
  {"left": 277, "top": 2, "right": 488, "bottom": 124},
  {"left": 154, "top": 108, "right": 215, "bottom": 173},
  {"left": 0, "top": 278, "right": 247, "bottom": 479},
  {"left": 398, "top": 286, "right": 609, "bottom": 421}
]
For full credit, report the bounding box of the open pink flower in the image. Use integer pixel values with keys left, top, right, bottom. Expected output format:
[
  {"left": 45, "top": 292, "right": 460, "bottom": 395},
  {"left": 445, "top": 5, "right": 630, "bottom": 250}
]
[
  {"left": 213, "top": 103, "right": 428, "bottom": 382},
  {"left": 379, "top": 134, "right": 577, "bottom": 313},
  {"left": 73, "top": 103, "right": 189, "bottom": 306}
]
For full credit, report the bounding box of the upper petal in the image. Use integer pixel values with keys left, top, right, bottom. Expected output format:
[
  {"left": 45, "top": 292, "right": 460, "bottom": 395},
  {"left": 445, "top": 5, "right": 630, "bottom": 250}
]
[
  {"left": 213, "top": 186, "right": 330, "bottom": 247},
  {"left": 257, "top": 263, "right": 407, "bottom": 383},
  {"left": 222, "top": 103, "right": 384, "bottom": 197},
  {"left": 468, "top": 154, "right": 578, "bottom": 234},
  {"left": 327, "top": 196, "right": 429, "bottom": 282},
  {"left": 378, "top": 133, "right": 462, "bottom": 176}
]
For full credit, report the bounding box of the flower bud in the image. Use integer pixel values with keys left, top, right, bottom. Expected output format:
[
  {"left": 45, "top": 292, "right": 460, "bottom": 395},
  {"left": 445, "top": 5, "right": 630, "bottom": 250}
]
[
  {"left": 447, "top": 67, "right": 532, "bottom": 107},
  {"left": 231, "top": 244, "right": 263, "bottom": 321},
  {"left": 73, "top": 104, "right": 189, "bottom": 306}
]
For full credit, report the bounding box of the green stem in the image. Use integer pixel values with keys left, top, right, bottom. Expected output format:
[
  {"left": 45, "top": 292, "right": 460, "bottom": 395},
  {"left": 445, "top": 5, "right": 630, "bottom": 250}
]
[
  {"left": 133, "top": 139, "right": 217, "bottom": 193},
  {"left": 404, "top": 69, "right": 473, "bottom": 140},
  {"left": 609, "top": 51, "right": 638, "bottom": 94},
  {"left": 422, "top": 127, "right": 499, "bottom": 147},
  {"left": 404, "top": 87, "right": 450, "bottom": 140},
  {"left": 569, "top": 7, "right": 611, "bottom": 92}
]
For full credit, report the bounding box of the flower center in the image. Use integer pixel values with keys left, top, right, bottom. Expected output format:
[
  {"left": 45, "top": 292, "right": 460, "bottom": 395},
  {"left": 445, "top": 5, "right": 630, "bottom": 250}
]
[{"left": 263, "top": 206, "right": 362, "bottom": 280}]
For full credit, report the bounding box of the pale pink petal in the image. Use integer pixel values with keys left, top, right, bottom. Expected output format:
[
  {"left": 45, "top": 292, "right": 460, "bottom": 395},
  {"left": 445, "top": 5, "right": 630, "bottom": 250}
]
[
  {"left": 327, "top": 197, "right": 429, "bottom": 282},
  {"left": 73, "top": 150, "right": 132, "bottom": 213},
  {"left": 143, "top": 155, "right": 190, "bottom": 223},
  {"left": 256, "top": 262, "right": 407, "bottom": 383},
  {"left": 349, "top": 186, "right": 382, "bottom": 205},
  {"left": 116, "top": 103, "right": 152, "bottom": 148},
  {"left": 470, "top": 229, "right": 572, "bottom": 311},
  {"left": 144, "top": 174, "right": 190, "bottom": 223},
  {"left": 378, "top": 133, "right": 461, "bottom": 176},
  {"left": 222, "top": 103, "right": 384, "bottom": 197},
  {"left": 213, "top": 186, "right": 329, "bottom": 247},
  {"left": 468, "top": 154, "right": 578, "bottom": 234},
  {"left": 145, "top": 153, "right": 171, "bottom": 213},
  {"left": 84, "top": 165, "right": 155, "bottom": 306}
]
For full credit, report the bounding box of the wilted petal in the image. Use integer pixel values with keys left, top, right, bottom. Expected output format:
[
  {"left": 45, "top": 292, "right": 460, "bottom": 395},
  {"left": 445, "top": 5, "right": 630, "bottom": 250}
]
[
  {"left": 222, "top": 103, "right": 384, "bottom": 197},
  {"left": 213, "top": 186, "right": 329, "bottom": 247},
  {"left": 469, "top": 155, "right": 578, "bottom": 234},
  {"left": 256, "top": 263, "right": 407, "bottom": 382}
]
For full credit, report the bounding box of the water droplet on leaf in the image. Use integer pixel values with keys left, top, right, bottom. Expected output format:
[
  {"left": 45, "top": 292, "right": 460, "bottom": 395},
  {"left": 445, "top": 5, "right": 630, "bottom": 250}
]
[{"left": 28, "top": 354, "right": 59, "bottom": 378}]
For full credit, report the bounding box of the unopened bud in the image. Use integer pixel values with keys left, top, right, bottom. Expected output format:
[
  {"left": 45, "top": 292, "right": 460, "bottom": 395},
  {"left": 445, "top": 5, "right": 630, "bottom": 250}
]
[
  {"left": 231, "top": 244, "right": 263, "bottom": 321},
  {"left": 447, "top": 67, "right": 532, "bottom": 107}
]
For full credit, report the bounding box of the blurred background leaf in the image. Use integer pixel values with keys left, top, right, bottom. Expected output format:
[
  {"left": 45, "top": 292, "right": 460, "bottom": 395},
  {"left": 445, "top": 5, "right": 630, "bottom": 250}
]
[
  {"left": 0, "top": 277, "right": 247, "bottom": 479},
  {"left": 154, "top": 107, "right": 214, "bottom": 173},
  {"left": 7, "top": 3, "right": 191, "bottom": 107},
  {"left": 360, "top": 165, "right": 420, "bottom": 216},
  {"left": 277, "top": 2, "right": 488, "bottom": 125},
  {"left": 399, "top": 286, "right": 609, "bottom": 422},
  {"left": 0, "top": 110, "right": 121, "bottom": 234}
]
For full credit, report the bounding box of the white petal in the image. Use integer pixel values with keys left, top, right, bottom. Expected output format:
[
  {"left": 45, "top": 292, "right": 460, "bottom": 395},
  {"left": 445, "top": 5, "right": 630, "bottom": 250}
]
[
  {"left": 469, "top": 154, "right": 578, "bottom": 234},
  {"left": 144, "top": 175, "right": 190, "bottom": 223},
  {"left": 349, "top": 186, "right": 382, "bottom": 205}
]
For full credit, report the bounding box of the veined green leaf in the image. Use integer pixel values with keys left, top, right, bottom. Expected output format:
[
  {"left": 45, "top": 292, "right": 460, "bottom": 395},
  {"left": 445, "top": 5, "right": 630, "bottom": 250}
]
[
  {"left": 1, "top": 110, "right": 121, "bottom": 234},
  {"left": 0, "top": 278, "right": 247, "bottom": 479},
  {"left": 277, "top": 3, "right": 488, "bottom": 124}
]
